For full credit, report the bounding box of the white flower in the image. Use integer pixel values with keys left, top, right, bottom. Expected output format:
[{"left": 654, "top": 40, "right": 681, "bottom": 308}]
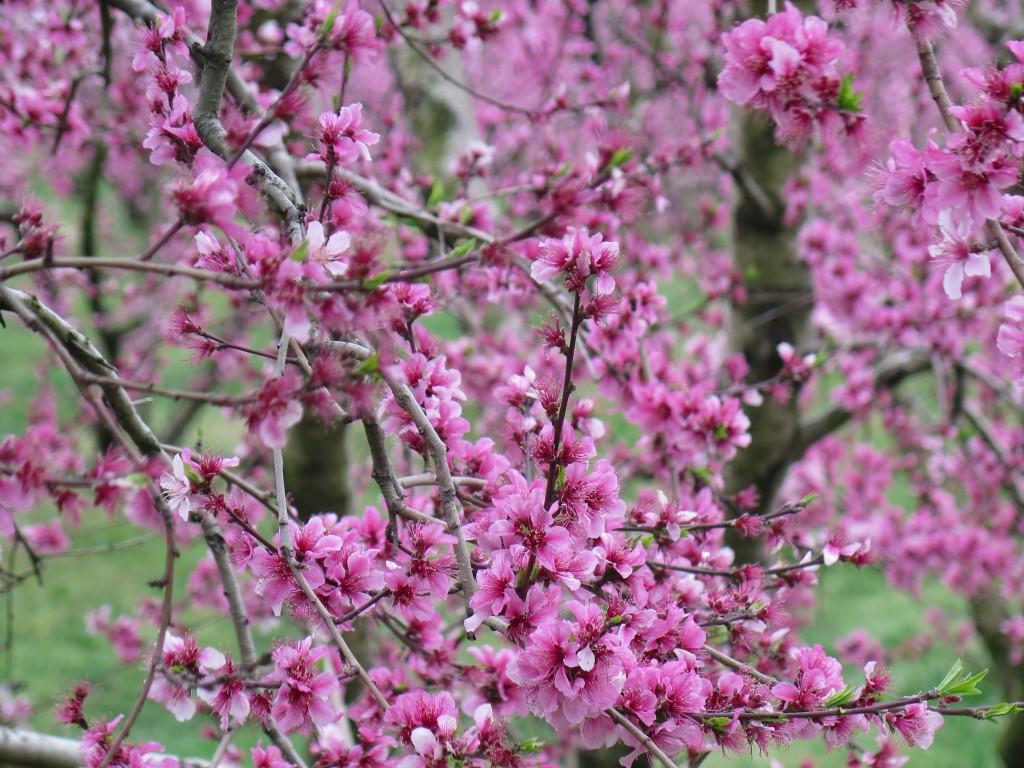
[
  {"left": 306, "top": 220, "right": 351, "bottom": 277},
  {"left": 160, "top": 454, "right": 192, "bottom": 520}
]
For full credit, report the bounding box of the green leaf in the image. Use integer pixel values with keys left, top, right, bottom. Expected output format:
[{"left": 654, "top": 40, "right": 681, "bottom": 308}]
[
  {"left": 706, "top": 716, "right": 732, "bottom": 731},
  {"left": 182, "top": 463, "right": 203, "bottom": 486},
  {"left": 608, "top": 147, "right": 633, "bottom": 169},
  {"left": 552, "top": 162, "right": 573, "bottom": 181},
  {"left": 823, "top": 684, "right": 857, "bottom": 708},
  {"left": 801, "top": 492, "right": 819, "bottom": 506},
  {"left": 943, "top": 669, "right": 988, "bottom": 697},
  {"left": 937, "top": 656, "right": 987, "bottom": 697},
  {"left": 448, "top": 238, "right": 477, "bottom": 260},
  {"left": 938, "top": 657, "right": 964, "bottom": 692},
  {"left": 1011, "top": 82, "right": 1023, "bottom": 103},
  {"left": 690, "top": 466, "right": 714, "bottom": 485},
  {"left": 361, "top": 270, "right": 393, "bottom": 290},
  {"left": 319, "top": 1, "right": 343, "bottom": 39},
  {"left": 427, "top": 180, "right": 445, "bottom": 208},
  {"left": 837, "top": 73, "right": 864, "bottom": 113},
  {"left": 984, "top": 703, "right": 1024, "bottom": 720},
  {"left": 488, "top": 8, "right": 503, "bottom": 24},
  {"left": 290, "top": 241, "right": 309, "bottom": 262},
  {"left": 554, "top": 465, "right": 567, "bottom": 493},
  {"left": 519, "top": 738, "right": 545, "bottom": 753},
  {"left": 353, "top": 352, "right": 380, "bottom": 377}
]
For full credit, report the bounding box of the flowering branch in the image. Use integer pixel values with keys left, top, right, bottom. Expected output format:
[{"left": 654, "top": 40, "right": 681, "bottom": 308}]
[
  {"left": 607, "top": 709, "right": 681, "bottom": 768},
  {"left": 914, "top": 36, "right": 1024, "bottom": 291}
]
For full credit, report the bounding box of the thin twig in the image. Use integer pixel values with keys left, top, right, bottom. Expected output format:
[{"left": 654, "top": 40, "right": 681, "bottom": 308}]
[
  {"left": 703, "top": 644, "right": 778, "bottom": 686},
  {"left": 606, "top": 709, "right": 681, "bottom": 768}
]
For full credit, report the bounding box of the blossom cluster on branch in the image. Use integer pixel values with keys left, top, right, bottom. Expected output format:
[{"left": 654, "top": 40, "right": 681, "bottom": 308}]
[{"left": 3, "top": 1, "right": 1024, "bottom": 768}]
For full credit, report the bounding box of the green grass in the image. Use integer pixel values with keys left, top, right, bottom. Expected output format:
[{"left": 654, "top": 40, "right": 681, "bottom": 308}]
[
  {"left": 1, "top": 308, "right": 259, "bottom": 756},
  {"left": 7, "top": 516, "right": 275, "bottom": 757}
]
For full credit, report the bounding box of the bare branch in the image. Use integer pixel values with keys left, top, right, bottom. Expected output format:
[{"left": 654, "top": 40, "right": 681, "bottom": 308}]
[{"left": 795, "top": 349, "right": 930, "bottom": 456}]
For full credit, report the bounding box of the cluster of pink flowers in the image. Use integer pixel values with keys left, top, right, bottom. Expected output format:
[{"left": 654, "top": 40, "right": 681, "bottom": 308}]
[
  {"left": 309, "top": 104, "right": 380, "bottom": 167},
  {"left": 718, "top": 3, "right": 863, "bottom": 143},
  {"left": 159, "top": 448, "right": 240, "bottom": 520},
  {"left": 531, "top": 228, "right": 620, "bottom": 295},
  {"left": 285, "top": 0, "right": 379, "bottom": 61},
  {"left": 247, "top": 515, "right": 383, "bottom": 622},
  {"left": 3, "top": 1, "right": 1020, "bottom": 768},
  {"left": 875, "top": 40, "right": 1024, "bottom": 299}
]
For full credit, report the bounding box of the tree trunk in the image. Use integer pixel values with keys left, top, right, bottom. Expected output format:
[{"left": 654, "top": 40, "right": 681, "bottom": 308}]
[{"left": 723, "top": 109, "right": 813, "bottom": 563}]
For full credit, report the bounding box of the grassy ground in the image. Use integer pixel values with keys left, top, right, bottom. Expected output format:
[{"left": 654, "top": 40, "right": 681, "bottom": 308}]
[{"left": 1, "top": 317, "right": 264, "bottom": 756}]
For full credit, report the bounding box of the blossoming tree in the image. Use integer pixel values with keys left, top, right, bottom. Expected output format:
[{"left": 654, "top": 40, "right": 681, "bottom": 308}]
[{"left": 2, "top": 0, "right": 1024, "bottom": 767}]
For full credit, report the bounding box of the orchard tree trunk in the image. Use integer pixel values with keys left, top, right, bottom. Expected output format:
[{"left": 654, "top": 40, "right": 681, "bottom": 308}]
[
  {"left": 723, "top": 109, "right": 813, "bottom": 563},
  {"left": 969, "top": 592, "right": 1024, "bottom": 768},
  {"left": 283, "top": 414, "right": 352, "bottom": 521}
]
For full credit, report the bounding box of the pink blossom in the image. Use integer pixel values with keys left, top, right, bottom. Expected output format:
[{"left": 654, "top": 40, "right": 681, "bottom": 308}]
[
  {"left": 266, "top": 637, "right": 339, "bottom": 733},
  {"left": 55, "top": 683, "right": 92, "bottom": 729},
  {"left": 531, "top": 228, "right": 620, "bottom": 294},
  {"left": 885, "top": 702, "right": 943, "bottom": 749},
  {"left": 252, "top": 742, "right": 295, "bottom": 768},
  {"left": 143, "top": 94, "right": 203, "bottom": 167},
  {"left": 132, "top": 8, "right": 189, "bottom": 72},
  {"left": 81, "top": 716, "right": 165, "bottom": 768},
  {"left": 384, "top": 566, "right": 436, "bottom": 623},
  {"left": 928, "top": 217, "right": 991, "bottom": 300},
  {"left": 874, "top": 138, "right": 936, "bottom": 222},
  {"left": 148, "top": 632, "right": 226, "bottom": 722},
  {"left": 387, "top": 690, "right": 458, "bottom": 743},
  {"left": 509, "top": 611, "right": 629, "bottom": 728},
  {"left": 309, "top": 104, "right": 380, "bottom": 166},
  {"left": 196, "top": 656, "right": 250, "bottom": 729},
  {"left": 187, "top": 450, "right": 241, "bottom": 484},
  {"left": 193, "top": 230, "right": 234, "bottom": 273},
  {"left": 717, "top": 3, "right": 851, "bottom": 143},
  {"left": 250, "top": 548, "right": 306, "bottom": 616},
  {"left": 900, "top": 0, "right": 962, "bottom": 42},
  {"left": 21, "top": 519, "right": 70, "bottom": 554},
  {"left": 997, "top": 296, "right": 1024, "bottom": 379},
  {"left": 245, "top": 373, "right": 304, "bottom": 449},
  {"left": 463, "top": 646, "right": 524, "bottom": 717},
  {"left": 772, "top": 644, "right": 846, "bottom": 709},
  {"left": 465, "top": 552, "right": 515, "bottom": 633},
  {"left": 323, "top": 544, "right": 384, "bottom": 622},
  {"left": 927, "top": 147, "right": 1018, "bottom": 228},
  {"left": 169, "top": 151, "right": 245, "bottom": 237},
  {"left": 285, "top": 1, "right": 380, "bottom": 60},
  {"left": 86, "top": 606, "right": 143, "bottom": 663}
]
